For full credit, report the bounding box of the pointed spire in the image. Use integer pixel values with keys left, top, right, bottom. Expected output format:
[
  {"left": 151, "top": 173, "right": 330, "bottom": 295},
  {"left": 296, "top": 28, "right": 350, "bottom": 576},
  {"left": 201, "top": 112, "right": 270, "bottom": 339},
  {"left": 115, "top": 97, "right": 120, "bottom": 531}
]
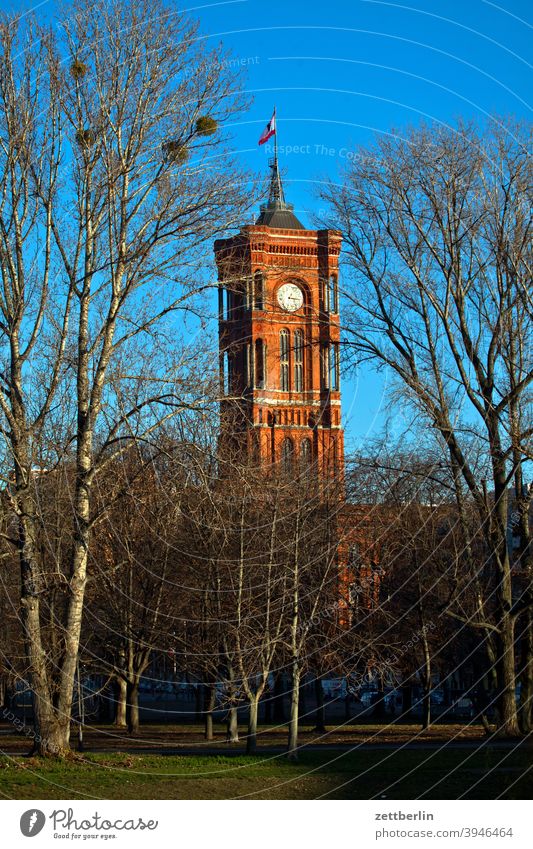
[
  {"left": 267, "top": 111, "right": 285, "bottom": 204},
  {"left": 256, "top": 106, "right": 305, "bottom": 229},
  {"left": 267, "top": 153, "right": 286, "bottom": 204}
]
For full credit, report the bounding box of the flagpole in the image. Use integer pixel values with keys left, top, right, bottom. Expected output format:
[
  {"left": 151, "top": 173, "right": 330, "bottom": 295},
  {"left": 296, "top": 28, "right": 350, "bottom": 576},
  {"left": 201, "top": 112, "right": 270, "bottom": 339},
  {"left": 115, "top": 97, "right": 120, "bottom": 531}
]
[
  {"left": 273, "top": 106, "right": 284, "bottom": 203},
  {"left": 261, "top": 106, "right": 284, "bottom": 206},
  {"left": 274, "top": 105, "right": 278, "bottom": 165}
]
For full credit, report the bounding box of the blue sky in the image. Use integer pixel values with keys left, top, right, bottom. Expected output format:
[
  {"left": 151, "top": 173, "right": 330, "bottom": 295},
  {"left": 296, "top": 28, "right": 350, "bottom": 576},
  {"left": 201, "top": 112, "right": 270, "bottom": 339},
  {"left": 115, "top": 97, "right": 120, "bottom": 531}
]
[
  {"left": 3, "top": 0, "right": 532, "bottom": 450},
  {"left": 197, "top": 0, "right": 531, "bottom": 196},
  {"left": 198, "top": 0, "right": 532, "bottom": 451}
]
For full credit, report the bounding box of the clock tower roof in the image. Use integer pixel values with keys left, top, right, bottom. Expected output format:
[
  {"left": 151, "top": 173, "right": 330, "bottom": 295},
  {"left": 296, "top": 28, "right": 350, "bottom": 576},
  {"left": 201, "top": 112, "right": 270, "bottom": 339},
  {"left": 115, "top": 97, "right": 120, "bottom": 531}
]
[{"left": 255, "top": 203, "right": 305, "bottom": 229}]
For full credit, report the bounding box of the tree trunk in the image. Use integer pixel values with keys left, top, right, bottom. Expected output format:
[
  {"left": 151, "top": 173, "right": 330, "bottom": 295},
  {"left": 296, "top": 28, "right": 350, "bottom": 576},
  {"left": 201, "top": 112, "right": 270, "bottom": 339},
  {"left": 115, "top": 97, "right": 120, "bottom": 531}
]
[
  {"left": 203, "top": 684, "right": 216, "bottom": 741},
  {"left": 496, "top": 625, "right": 521, "bottom": 737},
  {"left": 226, "top": 707, "right": 239, "bottom": 743},
  {"left": 35, "top": 718, "right": 71, "bottom": 758},
  {"left": 246, "top": 696, "right": 259, "bottom": 754},
  {"left": 264, "top": 692, "right": 272, "bottom": 723},
  {"left": 491, "top": 455, "right": 520, "bottom": 737},
  {"left": 26, "top": 644, "right": 71, "bottom": 755},
  {"left": 26, "top": 663, "right": 70, "bottom": 757},
  {"left": 298, "top": 677, "right": 307, "bottom": 722},
  {"left": 471, "top": 685, "right": 492, "bottom": 736},
  {"left": 54, "top": 425, "right": 92, "bottom": 749},
  {"left": 223, "top": 651, "right": 239, "bottom": 743},
  {"left": 314, "top": 677, "right": 326, "bottom": 733},
  {"left": 18, "top": 489, "right": 71, "bottom": 756},
  {"left": 127, "top": 681, "right": 140, "bottom": 735},
  {"left": 421, "top": 623, "right": 432, "bottom": 729},
  {"left": 518, "top": 609, "right": 533, "bottom": 734},
  {"left": 287, "top": 661, "right": 300, "bottom": 761},
  {"left": 115, "top": 678, "right": 127, "bottom": 728},
  {"left": 510, "top": 402, "right": 532, "bottom": 735}
]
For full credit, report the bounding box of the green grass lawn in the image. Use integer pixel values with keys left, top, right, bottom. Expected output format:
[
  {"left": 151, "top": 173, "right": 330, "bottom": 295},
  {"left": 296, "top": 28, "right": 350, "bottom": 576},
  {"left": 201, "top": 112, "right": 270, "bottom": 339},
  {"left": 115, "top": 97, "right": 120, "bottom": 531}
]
[{"left": 0, "top": 747, "right": 531, "bottom": 800}]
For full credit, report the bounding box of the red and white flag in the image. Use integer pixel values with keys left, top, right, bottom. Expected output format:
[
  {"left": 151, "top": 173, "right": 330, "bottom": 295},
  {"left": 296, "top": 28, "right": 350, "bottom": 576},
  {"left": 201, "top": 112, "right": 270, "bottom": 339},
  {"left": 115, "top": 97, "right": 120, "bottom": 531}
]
[{"left": 258, "top": 110, "right": 276, "bottom": 145}]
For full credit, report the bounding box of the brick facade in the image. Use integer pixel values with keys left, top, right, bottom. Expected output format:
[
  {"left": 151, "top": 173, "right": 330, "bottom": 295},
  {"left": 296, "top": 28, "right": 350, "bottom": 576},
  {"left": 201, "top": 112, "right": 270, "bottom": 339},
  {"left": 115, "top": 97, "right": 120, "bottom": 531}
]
[{"left": 215, "top": 219, "right": 344, "bottom": 480}]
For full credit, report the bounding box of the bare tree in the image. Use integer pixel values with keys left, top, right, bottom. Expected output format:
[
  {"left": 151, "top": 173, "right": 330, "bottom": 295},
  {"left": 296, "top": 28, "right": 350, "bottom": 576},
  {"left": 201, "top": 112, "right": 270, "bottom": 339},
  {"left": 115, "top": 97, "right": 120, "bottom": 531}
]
[
  {"left": 0, "top": 0, "right": 252, "bottom": 754},
  {"left": 85, "top": 447, "right": 186, "bottom": 734},
  {"left": 320, "top": 119, "right": 532, "bottom": 736},
  {"left": 175, "top": 439, "right": 230, "bottom": 741},
  {"left": 178, "top": 449, "right": 290, "bottom": 752},
  {"left": 217, "top": 464, "right": 288, "bottom": 754},
  {"left": 282, "top": 475, "right": 342, "bottom": 760}
]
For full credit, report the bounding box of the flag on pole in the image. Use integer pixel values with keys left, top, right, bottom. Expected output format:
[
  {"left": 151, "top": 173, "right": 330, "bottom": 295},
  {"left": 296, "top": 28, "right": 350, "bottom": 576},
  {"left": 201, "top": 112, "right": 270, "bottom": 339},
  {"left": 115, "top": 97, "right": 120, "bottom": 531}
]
[{"left": 258, "top": 110, "right": 276, "bottom": 145}]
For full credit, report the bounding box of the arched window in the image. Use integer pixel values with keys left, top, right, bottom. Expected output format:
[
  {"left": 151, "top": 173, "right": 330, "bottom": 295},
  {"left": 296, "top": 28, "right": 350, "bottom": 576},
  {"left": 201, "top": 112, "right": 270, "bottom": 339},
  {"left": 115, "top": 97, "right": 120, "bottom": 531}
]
[
  {"left": 281, "top": 437, "right": 294, "bottom": 474},
  {"left": 329, "top": 274, "right": 338, "bottom": 313},
  {"left": 225, "top": 351, "right": 234, "bottom": 394},
  {"left": 245, "top": 343, "right": 252, "bottom": 388},
  {"left": 253, "top": 271, "right": 264, "bottom": 310},
  {"left": 329, "top": 344, "right": 340, "bottom": 390},
  {"left": 255, "top": 338, "right": 265, "bottom": 388},
  {"left": 280, "top": 329, "right": 290, "bottom": 391},
  {"left": 294, "top": 329, "right": 304, "bottom": 392},
  {"left": 245, "top": 276, "right": 252, "bottom": 310},
  {"left": 320, "top": 344, "right": 329, "bottom": 389},
  {"left": 322, "top": 277, "right": 329, "bottom": 312},
  {"left": 332, "top": 436, "right": 338, "bottom": 472},
  {"left": 300, "top": 438, "right": 312, "bottom": 464}
]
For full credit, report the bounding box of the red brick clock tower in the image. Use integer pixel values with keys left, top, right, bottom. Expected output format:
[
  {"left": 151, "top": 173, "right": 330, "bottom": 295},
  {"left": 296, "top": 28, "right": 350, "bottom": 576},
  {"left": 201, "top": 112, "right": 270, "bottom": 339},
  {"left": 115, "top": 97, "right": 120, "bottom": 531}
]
[{"left": 215, "top": 156, "right": 344, "bottom": 481}]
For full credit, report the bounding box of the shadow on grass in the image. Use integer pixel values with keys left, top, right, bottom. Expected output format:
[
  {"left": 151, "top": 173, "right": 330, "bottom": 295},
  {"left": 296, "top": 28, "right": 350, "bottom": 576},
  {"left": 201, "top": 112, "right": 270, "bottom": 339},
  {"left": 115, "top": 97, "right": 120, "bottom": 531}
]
[{"left": 0, "top": 741, "right": 531, "bottom": 800}]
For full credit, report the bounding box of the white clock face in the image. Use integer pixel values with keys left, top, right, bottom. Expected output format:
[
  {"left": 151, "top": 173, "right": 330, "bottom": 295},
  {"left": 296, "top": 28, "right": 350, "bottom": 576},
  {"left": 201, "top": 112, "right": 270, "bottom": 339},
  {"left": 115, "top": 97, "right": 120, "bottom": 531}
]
[{"left": 277, "top": 282, "right": 304, "bottom": 312}]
